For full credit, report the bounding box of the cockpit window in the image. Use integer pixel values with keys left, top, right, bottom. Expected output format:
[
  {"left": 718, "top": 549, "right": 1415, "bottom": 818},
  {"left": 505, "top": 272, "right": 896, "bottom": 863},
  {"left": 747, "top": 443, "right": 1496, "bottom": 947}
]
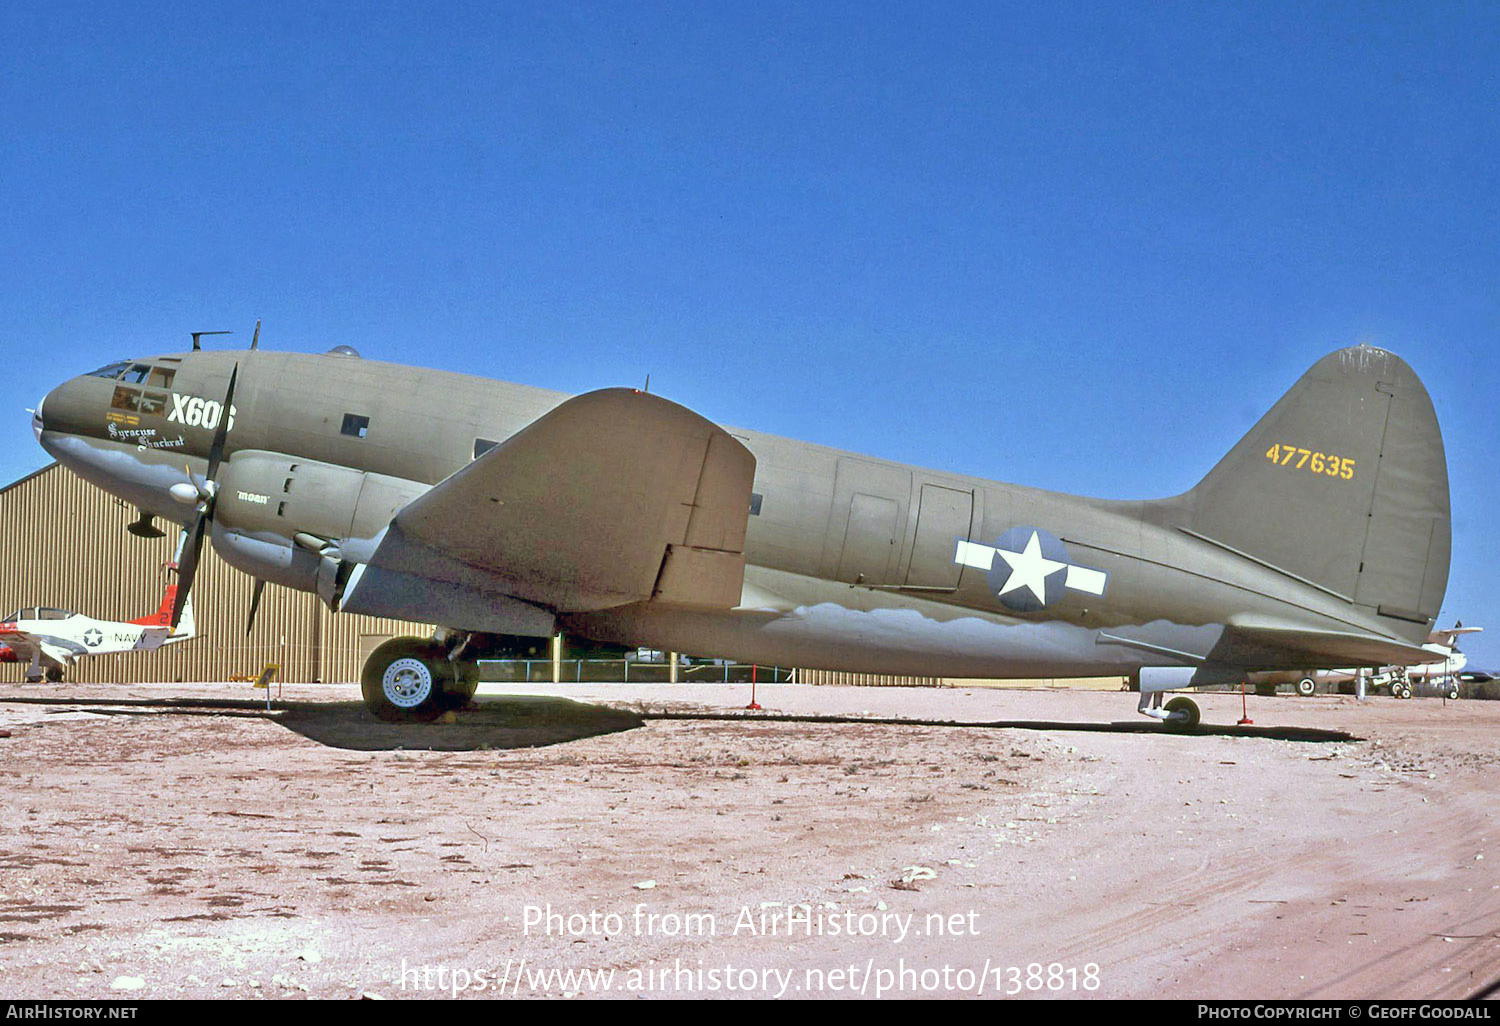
[
  {"left": 147, "top": 366, "right": 175, "bottom": 388},
  {"left": 1, "top": 609, "right": 21, "bottom": 622},
  {"left": 120, "top": 364, "right": 152, "bottom": 385},
  {"left": 85, "top": 362, "right": 132, "bottom": 379},
  {"left": 36, "top": 608, "right": 71, "bottom": 620}
]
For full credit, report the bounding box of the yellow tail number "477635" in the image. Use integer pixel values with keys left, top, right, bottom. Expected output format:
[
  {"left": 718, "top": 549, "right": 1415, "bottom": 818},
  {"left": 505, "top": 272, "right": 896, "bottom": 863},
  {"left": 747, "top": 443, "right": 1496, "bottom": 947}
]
[{"left": 1265, "top": 444, "right": 1356, "bottom": 480}]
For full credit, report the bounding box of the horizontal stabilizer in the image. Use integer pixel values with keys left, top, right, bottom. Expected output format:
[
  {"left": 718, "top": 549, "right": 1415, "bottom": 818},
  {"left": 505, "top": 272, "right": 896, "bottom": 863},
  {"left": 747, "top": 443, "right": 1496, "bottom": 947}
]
[
  {"left": 391, "top": 388, "right": 756, "bottom": 612},
  {"left": 1226, "top": 617, "right": 1435, "bottom": 669},
  {"left": 137, "top": 627, "right": 171, "bottom": 651}
]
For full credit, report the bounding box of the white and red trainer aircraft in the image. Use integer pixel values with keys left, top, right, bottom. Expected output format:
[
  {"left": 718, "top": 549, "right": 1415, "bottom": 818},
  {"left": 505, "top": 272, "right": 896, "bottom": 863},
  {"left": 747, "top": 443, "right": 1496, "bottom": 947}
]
[{"left": 0, "top": 572, "right": 195, "bottom": 683}]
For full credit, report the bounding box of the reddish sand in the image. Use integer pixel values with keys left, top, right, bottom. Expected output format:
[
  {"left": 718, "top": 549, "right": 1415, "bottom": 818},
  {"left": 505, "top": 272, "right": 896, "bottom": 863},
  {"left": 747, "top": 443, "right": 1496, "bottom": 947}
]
[{"left": 0, "top": 681, "right": 1495, "bottom": 1000}]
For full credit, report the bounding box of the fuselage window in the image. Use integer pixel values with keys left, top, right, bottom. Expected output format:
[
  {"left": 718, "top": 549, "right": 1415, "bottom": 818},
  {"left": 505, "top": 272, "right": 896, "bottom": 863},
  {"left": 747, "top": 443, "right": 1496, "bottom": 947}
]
[
  {"left": 341, "top": 413, "right": 370, "bottom": 439},
  {"left": 473, "top": 438, "right": 499, "bottom": 460}
]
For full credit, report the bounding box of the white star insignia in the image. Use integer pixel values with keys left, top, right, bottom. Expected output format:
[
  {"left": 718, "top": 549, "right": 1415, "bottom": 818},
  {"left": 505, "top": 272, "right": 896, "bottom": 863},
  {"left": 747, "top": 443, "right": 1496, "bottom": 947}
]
[{"left": 993, "top": 531, "right": 1066, "bottom": 604}]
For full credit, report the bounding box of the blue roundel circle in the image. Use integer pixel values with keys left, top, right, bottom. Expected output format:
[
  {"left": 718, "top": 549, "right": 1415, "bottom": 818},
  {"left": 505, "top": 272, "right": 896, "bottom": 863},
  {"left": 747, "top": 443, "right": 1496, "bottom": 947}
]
[{"left": 984, "top": 526, "right": 1072, "bottom": 613}]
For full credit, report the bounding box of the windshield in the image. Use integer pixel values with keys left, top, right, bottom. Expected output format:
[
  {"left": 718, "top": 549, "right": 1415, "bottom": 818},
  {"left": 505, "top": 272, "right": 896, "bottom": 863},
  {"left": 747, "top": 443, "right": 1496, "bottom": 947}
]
[{"left": 85, "top": 361, "right": 132, "bottom": 379}]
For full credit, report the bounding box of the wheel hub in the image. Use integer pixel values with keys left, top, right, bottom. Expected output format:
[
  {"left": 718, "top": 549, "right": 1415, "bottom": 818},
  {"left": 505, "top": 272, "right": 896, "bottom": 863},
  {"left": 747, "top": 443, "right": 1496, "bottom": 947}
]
[{"left": 382, "top": 656, "right": 434, "bottom": 708}]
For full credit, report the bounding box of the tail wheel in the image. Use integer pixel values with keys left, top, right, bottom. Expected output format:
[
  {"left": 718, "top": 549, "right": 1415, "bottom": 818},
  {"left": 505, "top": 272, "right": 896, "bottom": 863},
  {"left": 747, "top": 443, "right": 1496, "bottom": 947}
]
[
  {"left": 361, "top": 637, "right": 453, "bottom": 722},
  {"left": 1163, "top": 696, "right": 1201, "bottom": 731},
  {"left": 1296, "top": 677, "right": 1316, "bottom": 697}
]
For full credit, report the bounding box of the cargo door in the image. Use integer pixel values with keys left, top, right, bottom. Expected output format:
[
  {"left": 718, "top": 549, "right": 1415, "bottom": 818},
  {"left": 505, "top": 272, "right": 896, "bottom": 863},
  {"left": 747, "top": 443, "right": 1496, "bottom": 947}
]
[
  {"left": 836, "top": 493, "right": 901, "bottom": 585},
  {"left": 822, "top": 458, "right": 911, "bottom": 586},
  {"left": 904, "top": 484, "right": 973, "bottom": 589}
]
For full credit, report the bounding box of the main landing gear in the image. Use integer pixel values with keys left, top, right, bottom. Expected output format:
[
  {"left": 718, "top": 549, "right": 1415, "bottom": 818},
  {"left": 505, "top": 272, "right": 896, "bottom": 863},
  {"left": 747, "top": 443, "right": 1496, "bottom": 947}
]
[
  {"left": 1137, "top": 689, "right": 1201, "bottom": 731},
  {"left": 23, "top": 662, "right": 63, "bottom": 684},
  {"left": 360, "top": 635, "right": 480, "bottom": 722}
]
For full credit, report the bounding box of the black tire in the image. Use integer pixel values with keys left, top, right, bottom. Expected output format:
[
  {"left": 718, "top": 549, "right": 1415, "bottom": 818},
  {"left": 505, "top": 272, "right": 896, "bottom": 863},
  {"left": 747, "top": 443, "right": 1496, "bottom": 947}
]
[
  {"left": 360, "top": 637, "right": 453, "bottom": 722},
  {"left": 438, "top": 660, "right": 481, "bottom": 711},
  {"left": 1296, "top": 677, "right": 1316, "bottom": 697},
  {"left": 1163, "top": 696, "right": 1201, "bottom": 731}
]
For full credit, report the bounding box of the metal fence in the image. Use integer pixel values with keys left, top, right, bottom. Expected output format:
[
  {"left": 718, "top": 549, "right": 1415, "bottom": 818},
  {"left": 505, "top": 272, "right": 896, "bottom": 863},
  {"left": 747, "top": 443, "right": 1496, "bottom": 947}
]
[{"left": 478, "top": 660, "right": 797, "bottom": 684}]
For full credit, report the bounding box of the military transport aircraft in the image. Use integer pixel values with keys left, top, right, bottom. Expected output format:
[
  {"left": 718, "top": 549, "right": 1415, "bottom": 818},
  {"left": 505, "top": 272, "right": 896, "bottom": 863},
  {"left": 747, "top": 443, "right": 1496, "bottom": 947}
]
[
  {"left": 31, "top": 340, "right": 1450, "bottom": 728},
  {"left": 0, "top": 573, "right": 195, "bottom": 682}
]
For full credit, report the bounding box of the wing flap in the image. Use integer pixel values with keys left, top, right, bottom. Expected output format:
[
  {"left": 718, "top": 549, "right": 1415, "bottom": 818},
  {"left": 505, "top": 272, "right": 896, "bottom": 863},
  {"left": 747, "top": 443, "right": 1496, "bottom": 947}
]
[{"left": 391, "top": 388, "right": 755, "bottom": 612}]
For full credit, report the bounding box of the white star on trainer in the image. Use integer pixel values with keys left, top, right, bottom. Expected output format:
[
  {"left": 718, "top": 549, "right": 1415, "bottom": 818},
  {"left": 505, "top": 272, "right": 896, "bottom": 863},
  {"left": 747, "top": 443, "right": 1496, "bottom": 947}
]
[{"left": 994, "top": 531, "right": 1066, "bottom": 605}]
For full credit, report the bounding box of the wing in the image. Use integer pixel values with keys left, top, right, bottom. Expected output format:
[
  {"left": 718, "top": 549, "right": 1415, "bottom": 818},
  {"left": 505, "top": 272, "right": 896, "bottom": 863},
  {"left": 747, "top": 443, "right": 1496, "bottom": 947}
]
[{"left": 375, "top": 388, "right": 756, "bottom": 612}]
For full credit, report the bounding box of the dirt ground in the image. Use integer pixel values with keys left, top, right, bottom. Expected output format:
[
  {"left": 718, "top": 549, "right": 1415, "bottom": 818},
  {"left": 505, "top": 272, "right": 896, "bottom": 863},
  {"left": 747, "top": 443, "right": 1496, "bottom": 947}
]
[{"left": 0, "top": 680, "right": 1496, "bottom": 1001}]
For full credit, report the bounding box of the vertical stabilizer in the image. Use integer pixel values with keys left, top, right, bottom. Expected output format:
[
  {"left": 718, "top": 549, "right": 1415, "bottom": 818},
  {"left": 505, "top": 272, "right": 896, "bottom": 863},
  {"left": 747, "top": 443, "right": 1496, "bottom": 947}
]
[{"left": 1176, "top": 345, "right": 1450, "bottom": 642}]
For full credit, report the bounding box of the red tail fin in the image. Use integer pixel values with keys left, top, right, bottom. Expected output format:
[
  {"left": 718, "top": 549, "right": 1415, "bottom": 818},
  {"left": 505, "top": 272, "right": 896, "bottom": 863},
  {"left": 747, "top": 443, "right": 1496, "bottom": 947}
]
[{"left": 129, "top": 585, "right": 176, "bottom": 627}]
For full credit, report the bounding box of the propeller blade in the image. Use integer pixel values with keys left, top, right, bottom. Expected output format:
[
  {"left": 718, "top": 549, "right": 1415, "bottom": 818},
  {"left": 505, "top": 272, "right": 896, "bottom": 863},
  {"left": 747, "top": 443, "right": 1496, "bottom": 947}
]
[
  {"left": 204, "top": 363, "right": 239, "bottom": 483},
  {"left": 169, "top": 365, "right": 240, "bottom": 630},
  {"left": 246, "top": 579, "right": 264, "bottom": 636},
  {"left": 171, "top": 514, "right": 209, "bottom": 629}
]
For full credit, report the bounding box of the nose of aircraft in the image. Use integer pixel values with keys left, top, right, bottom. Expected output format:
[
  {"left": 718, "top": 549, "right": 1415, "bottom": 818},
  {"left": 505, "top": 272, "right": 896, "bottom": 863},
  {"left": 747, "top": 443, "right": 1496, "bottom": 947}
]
[{"left": 34, "top": 376, "right": 97, "bottom": 443}]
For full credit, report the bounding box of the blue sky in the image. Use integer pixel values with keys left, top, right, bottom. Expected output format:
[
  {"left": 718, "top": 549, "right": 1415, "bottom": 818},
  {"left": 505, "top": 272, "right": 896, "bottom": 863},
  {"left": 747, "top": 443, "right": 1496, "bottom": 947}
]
[{"left": 2, "top": 2, "right": 1497, "bottom": 665}]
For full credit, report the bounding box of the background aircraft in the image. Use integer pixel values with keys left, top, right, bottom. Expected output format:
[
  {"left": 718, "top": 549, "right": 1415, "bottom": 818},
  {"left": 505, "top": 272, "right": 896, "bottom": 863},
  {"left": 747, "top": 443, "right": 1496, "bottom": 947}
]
[
  {"left": 32, "top": 341, "right": 1450, "bottom": 728},
  {"left": 0, "top": 573, "right": 195, "bottom": 683}
]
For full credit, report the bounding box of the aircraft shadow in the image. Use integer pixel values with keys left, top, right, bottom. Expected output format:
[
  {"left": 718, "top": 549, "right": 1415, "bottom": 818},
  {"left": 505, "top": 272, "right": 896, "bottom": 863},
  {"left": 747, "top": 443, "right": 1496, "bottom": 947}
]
[
  {"left": 0, "top": 693, "right": 646, "bottom": 752},
  {"left": 638, "top": 710, "right": 1359, "bottom": 743},
  {"left": 0, "top": 695, "right": 1355, "bottom": 745},
  {"left": 275, "top": 696, "right": 646, "bottom": 751}
]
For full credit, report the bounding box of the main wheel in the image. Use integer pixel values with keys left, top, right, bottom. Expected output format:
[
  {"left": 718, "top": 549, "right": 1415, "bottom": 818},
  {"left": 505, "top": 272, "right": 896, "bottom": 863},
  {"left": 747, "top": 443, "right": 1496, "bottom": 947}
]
[
  {"left": 438, "top": 660, "right": 481, "bottom": 710},
  {"left": 361, "top": 637, "right": 454, "bottom": 722},
  {"left": 1163, "top": 696, "right": 1201, "bottom": 730},
  {"left": 1396, "top": 684, "right": 1412, "bottom": 700},
  {"left": 1296, "top": 677, "right": 1316, "bottom": 697}
]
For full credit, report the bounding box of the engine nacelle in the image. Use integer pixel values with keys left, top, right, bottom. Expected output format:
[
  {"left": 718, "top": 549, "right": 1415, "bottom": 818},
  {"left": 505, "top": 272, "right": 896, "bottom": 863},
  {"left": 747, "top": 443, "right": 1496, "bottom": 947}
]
[{"left": 211, "top": 450, "right": 428, "bottom": 595}]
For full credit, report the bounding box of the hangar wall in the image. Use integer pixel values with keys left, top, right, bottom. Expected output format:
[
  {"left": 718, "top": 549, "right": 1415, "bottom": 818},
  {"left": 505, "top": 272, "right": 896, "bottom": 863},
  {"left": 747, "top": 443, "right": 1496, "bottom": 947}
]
[
  {"left": 0, "top": 465, "right": 1127, "bottom": 690},
  {"left": 0, "top": 464, "right": 429, "bottom": 684}
]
